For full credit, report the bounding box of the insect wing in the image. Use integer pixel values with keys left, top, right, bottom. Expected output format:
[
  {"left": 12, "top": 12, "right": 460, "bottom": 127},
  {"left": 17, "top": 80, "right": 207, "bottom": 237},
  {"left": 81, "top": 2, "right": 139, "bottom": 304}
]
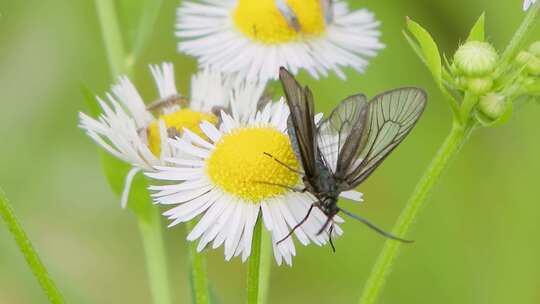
[
  {"left": 316, "top": 94, "right": 369, "bottom": 177},
  {"left": 279, "top": 68, "right": 319, "bottom": 178},
  {"left": 346, "top": 87, "right": 427, "bottom": 187}
]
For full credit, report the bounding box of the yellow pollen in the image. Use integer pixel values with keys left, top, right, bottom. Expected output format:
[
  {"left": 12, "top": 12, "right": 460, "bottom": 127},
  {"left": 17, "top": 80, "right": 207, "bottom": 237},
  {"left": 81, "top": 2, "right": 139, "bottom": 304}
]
[
  {"left": 206, "top": 127, "right": 300, "bottom": 202},
  {"left": 147, "top": 109, "right": 217, "bottom": 155},
  {"left": 232, "top": 0, "right": 326, "bottom": 43}
]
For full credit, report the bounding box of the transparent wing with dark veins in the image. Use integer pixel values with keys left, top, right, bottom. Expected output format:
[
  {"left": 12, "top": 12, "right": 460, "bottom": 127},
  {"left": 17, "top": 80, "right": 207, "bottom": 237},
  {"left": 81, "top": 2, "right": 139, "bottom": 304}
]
[
  {"left": 345, "top": 87, "right": 427, "bottom": 188},
  {"left": 317, "top": 94, "right": 369, "bottom": 177},
  {"left": 279, "top": 68, "right": 318, "bottom": 178}
]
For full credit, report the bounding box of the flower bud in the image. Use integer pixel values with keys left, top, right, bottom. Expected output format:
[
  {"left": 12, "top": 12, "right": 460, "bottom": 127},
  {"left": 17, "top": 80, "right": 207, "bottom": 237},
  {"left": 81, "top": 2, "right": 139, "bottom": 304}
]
[
  {"left": 529, "top": 41, "right": 540, "bottom": 57},
  {"left": 516, "top": 51, "right": 540, "bottom": 76},
  {"left": 478, "top": 93, "right": 506, "bottom": 120},
  {"left": 467, "top": 77, "right": 493, "bottom": 95},
  {"left": 454, "top": 41, "right": 499, "bottom": 77}
]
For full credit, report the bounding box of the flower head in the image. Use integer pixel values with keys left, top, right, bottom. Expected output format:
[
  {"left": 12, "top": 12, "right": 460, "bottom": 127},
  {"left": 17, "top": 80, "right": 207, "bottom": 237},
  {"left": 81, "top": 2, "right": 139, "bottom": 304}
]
[
  {"left": 176, "top": 0, "right": 383, "bottom": 81},
  {"left": 79, "top": 63, "right": 264, "bottom": 207},
  {"left": 146, "top": 100, "right": 349, "bottom": 265}
]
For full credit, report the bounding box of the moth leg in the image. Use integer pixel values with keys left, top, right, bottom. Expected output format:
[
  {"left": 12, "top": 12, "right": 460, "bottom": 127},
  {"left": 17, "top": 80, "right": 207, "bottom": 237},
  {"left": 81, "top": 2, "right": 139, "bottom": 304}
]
[
  {"left": 317, "top": 216, "right": 334, "bottom": 236},
  {"left": 328, "top": 224, "right": 336, "bottom": 253},
  {"left": 263, "top": 152, "right": 304, "bottom": 175},
  {"left": 339, "top": 207, "right": 414, "bottom": 243},
  {"left": 276, "top": 203, "right": 317, "bottom": 245},
  {"left": 252, "top": 180, "right": 306, "bottom": 193}
]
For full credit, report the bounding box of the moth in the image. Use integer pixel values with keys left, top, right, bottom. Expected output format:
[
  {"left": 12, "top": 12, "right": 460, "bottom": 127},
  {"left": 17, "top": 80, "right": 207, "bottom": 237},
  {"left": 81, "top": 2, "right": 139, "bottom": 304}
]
[{"left": 276, "top": 67, "right": 427, "bottom": 247}]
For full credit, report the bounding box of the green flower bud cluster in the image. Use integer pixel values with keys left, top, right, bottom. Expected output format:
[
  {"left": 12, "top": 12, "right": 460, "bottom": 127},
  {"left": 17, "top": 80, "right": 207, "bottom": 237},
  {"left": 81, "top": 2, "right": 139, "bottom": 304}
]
[
  {"left": 516, "top": 41, "right": 540, "bottom": 76},
  {"left": 478, "top": 93, "right": 507, "bottom": 120},
  {"left": 453, "top": 41, "right": 498, "bottom": 95},
  {"left": 405, "top": 14, "right": 536, "bottom": 128}
]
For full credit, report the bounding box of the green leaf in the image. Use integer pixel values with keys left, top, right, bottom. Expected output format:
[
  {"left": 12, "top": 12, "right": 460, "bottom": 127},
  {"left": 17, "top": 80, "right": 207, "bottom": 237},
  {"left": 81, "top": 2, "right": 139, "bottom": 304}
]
[
  {"left": 467, "top": 13, "right": 485, "bottom": 42},
  {"left": 81, "top": 85, "right": 101, "bottom": 117},
  {"left": 102, "top": 155, "right": 152, "bottom": 222},
  {"left": 405, "top": 17, "right": 442, "bottom": 87}
]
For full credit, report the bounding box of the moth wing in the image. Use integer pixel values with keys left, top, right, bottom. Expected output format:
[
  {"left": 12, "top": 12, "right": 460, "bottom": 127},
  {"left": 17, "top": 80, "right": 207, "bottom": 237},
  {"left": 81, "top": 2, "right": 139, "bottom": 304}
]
[
  {"left": 345, "top": 87, "right": 427, "bottom": 188},
  {"left": 316, "top": 94, "right": 369, "bottom": 177},
  {"left": 279, "top": 67, "right": 318, "bottom": 178}
]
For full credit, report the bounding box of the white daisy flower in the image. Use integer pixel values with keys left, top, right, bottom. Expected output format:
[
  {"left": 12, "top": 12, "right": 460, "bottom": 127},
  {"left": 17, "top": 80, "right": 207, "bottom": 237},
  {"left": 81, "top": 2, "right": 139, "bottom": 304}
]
[
  {"left": 146, "top": 99, "right": 364, "bottom": 266},
  {"left": 79, "top": 62, "right": 265, "bottom": 208},
  {"left": 524, "top": 0, "right": 537, "bottom": 10},
  {"left": 176, "top": 0, "right": 384, "bottom": 82}
]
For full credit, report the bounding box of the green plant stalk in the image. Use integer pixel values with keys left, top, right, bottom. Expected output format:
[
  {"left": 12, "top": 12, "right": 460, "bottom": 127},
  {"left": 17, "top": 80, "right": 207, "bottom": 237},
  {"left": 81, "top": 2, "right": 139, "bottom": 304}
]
[
  {"left": 138, "top": 207, "right": 173, "bottom": 304},
  {"left": 0, "top": 188, "right": 64, "bottom": 303},
  {"left": 95, "top": 0, "right": 130, "bottom": 77},
  {"left": 247, "top": 217, "right": 272, "bottom": 304},
  {"left": 500, "top": 1, "right": 540, "bottom": 66},
  {"left": 359, "top": 8, "right": 540, "bottom": 303},
  {"left": 257, "top": 228, "right": 272, "bottom": 304},
  {"left": 94, "top": 2, "right": 173, "bottom": 303},
  {"left": 187, "top": 221, "right": 209, "bottom": 304},
  {"left": 358, "top": 121, "right": 474, "bottom": 304}
]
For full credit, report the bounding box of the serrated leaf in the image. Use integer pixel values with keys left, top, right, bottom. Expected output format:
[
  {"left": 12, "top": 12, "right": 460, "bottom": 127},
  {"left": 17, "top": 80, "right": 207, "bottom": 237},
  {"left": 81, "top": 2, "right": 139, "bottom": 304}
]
[
  {"left": 467, "top": 13, "right": 485, "bottom": 42},
  {"left": 406, "top": 17, "right": 442, "bottom": 87}
]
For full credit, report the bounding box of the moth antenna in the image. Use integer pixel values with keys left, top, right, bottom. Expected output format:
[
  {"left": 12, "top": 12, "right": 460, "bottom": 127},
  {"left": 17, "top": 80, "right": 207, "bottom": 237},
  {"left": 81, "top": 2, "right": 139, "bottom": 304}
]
[
  {"left": 252, "top": 180, "right": 306, "bottom": 193},
  {"left": 276, "top": 203, "right": 316, "bottom": 245},
  {"left": 263, "top": 152, "right": 304, "bottom": 175},
  {"left": 339, "top": 208, "right": 414, "bottom": 243}
]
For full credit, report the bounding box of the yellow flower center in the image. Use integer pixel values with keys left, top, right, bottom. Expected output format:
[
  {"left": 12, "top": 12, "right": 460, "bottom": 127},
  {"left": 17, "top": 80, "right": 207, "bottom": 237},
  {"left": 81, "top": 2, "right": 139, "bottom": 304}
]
[
  {"left": 206, "top": 127, "right": 300, "bottom": 202},
  {"left": 232, "top": 0, "right": 326, "bottom": 43},
  {"left": 147, "top": 109, "right": 218, "bottom": 155}
]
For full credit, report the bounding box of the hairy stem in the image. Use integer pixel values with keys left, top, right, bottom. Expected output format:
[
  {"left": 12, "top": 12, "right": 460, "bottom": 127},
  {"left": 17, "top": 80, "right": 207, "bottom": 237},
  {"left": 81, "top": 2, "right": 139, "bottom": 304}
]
[
  {"left": 0, "top": 188, "right": 64, "bottom": 303},
  {"left": 358, "top": 122, "right": 474, "bottom": 304}
]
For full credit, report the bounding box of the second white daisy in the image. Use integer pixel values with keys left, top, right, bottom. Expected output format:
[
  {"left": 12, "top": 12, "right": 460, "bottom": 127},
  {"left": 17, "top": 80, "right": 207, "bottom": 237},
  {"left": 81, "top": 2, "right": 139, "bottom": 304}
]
[
  {"left": 147, "top": 100, "right": 344, "bottom": 266},
  {"left": 176, "top": 0, "right": 384, "bottom": 81},
  {"left": 79, "top": 62, "right": 264, "bottom": 207}
]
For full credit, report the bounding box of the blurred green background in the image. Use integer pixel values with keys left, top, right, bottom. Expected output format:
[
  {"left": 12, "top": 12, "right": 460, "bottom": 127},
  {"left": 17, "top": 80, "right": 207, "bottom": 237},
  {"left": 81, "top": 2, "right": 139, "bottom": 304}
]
[{"left": 1, "top": 0, "right": 539, "bottom": 303}]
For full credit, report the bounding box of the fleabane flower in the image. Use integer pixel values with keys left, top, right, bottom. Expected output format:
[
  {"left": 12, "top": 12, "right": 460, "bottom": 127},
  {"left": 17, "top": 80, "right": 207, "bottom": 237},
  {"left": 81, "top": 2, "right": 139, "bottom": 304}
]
[
  {"left": 79, "top": 62, "right": 264, "bottom": 208},
  {"left": 176, "top": 0, "right": 383, "bottom": 82},
  {"left": 146, "top": 100, "right": 347, "bottom": 266},
  {"left": 524, "top": 0, "right": 536, "bottom": 10}
]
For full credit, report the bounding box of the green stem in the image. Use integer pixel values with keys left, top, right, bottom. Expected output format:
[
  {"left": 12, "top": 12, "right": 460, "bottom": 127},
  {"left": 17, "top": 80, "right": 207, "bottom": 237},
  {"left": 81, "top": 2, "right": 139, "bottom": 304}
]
[
  {"left": 500, "top": 1, "right": 540, "bottom": 66},
  {"left": 95, "top": 0, "right": 131, "bottom": 77},
  {"left": 258, "top": 228, "right": 272, "bottom": 304},
  {"left": 138, "top": 207, "right": 173, "bottom": 304},
  {"left": 0, "top": 188, "right": 64, "bottom": 303},
  {"left": 358, "top": 121, "right": 474, "bottom": 304},
  {"left": 94, "top": 2, "right": 173, "bottom": 303},
  {"left": 247, "top": 217, "right": 272, "bottom": 304},
  {"left": 186, "top": 221, "right": 209, "bottom": 304}
]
